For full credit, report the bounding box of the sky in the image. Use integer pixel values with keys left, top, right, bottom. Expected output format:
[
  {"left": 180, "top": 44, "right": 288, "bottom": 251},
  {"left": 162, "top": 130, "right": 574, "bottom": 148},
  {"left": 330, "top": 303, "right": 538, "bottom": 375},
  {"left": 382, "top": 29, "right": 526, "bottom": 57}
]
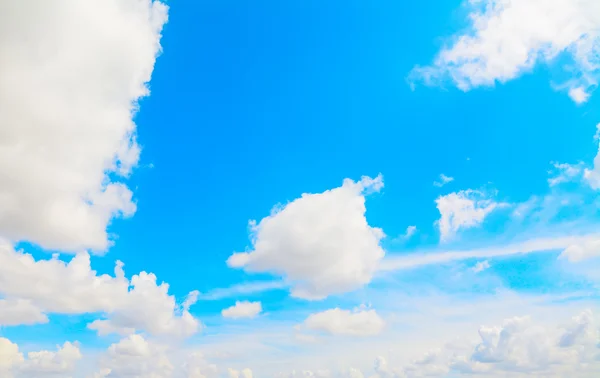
[{"left": 2, "top": 0, "right": 600, "bottom": 377}]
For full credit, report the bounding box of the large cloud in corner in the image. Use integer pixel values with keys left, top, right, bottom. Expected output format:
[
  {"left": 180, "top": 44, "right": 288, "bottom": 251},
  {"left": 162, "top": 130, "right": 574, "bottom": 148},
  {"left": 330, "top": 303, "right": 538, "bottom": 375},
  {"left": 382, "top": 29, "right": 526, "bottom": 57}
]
[
  {"left": 0, "top": 0, "right": 168, "bottom": 252},
  {"left": 227, "top": 175, "right": 385, "bottom": 300}
]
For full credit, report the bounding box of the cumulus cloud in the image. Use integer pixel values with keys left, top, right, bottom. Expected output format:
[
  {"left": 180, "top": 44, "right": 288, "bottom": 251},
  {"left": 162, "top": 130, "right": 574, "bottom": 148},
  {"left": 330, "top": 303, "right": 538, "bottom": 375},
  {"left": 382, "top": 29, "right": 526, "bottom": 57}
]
[
  {"left": 227, "top": 175, "right": 386, "bottom": 300},
  {"left": 0, "top": 241, "right": 199, "bottom": 338},
  {"left": 183, "top": 352, "right": 219, "bottom": 378},
  {"left": 222, "top": 301, "right": 262, "bottom": 319},
  {"left": 0, "top": 0, "right": 168, "bottom": 252},
  {"left": 93, "top": 334, "right": 173, "bottom": 378},
  {"left": 410, "top": 0, "right": 600, "bottom": 103},
  {"left": 375, "top": 309, "right": 600, "bottom": 377},
  {"left": 435, "top": 190, "right": 500, "bottom": 242},
  {"left": 302, "top": 308, "right": 385, "bottom": 337},
  {"left": 0, "top": 338, "right": 81, "bottom": 377},
  {"left": 0, "top": 338, "right": 23, "bottom": 373},
  {"left": 433, "top": 174, "right": 454, "bottom": 187},
  {"left": 0, "top": 299, "right": 48, "bottom": 327}
]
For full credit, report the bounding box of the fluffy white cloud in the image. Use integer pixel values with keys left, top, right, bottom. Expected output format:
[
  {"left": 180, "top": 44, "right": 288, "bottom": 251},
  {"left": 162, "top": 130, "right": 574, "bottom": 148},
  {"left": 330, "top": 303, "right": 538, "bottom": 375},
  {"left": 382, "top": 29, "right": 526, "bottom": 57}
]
[
  {"left": 410, "top": 0, "right": 600, "bottom": 103},
  {"left": 0, "top": 241, "right": 199, "bottom": 337},
  {"left": 221, "top": 301, "right": 262, "bottom": 319},
  {"left": 0, "top": 0, "right": 168, "bottom": 252},
  {"left": 0, "top": 338, "right": 81, "bottom": 377},
  {"left": 227, "top": 175, "right": 386, "bottom": 300},
  {"left": 433, "top": 174, "right": 454, "bottom": 187},
  {"left": 0, "top": 338, "right": 23, "bottom": 373},
  {"left": 302, "top": 308, "right": 385, "bottom": 337},
  {"left": 20, "top": 342, "right": 82, "bottom": 376},
  {"left": 376, "top": 309, "right": 600, "bottom": 377},
  {"left": 91, "top": 337, "right": 223, "bottom": 378},
  {"left": 183, "top": 352, "right": 218, "bottom": 378},
  {"left": 559, "top": 238, "right": 600, "bottom": 262},
  {"left": 0, "top": 299, "right": 48, "bottom": 326},
  {"left": 93, "top": 334, "right": 173, "bottom": 378},
  {"left": 435, "top": 190, "right": 500, "bottom": 242}
]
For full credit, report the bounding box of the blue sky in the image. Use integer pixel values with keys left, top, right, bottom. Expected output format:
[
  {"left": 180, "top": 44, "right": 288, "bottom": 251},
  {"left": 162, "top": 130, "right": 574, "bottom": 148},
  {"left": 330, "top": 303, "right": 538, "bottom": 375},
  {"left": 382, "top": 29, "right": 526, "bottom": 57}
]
[{"left": 2, "top": 0, "right": 600, "bottom": 377}]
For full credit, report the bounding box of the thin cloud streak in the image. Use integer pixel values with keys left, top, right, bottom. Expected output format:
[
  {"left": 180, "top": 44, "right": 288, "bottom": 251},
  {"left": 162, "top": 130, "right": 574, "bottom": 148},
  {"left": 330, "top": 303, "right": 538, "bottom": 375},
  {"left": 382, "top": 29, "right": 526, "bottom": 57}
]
[
  {"left": 379, "top": 233, "right": 600, "bottom": 272},
  {"left": 198, "top": 280, "right": 287, "bottom": 300}
]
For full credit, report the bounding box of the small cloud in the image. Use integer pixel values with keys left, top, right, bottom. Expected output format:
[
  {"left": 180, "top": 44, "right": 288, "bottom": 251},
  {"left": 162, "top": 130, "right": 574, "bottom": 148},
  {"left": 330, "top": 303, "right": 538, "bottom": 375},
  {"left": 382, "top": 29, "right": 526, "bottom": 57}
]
[
  {"left": 435, "top": 190, "right": 501, "bottom": 243},
  {"left": 391, "top": 226, "right": 417, "bottom": 244},
  {"left": 221, "top": 301, "right": 262, "bottom": 319},
  {"left": 434, "top": 174, "right": 454, "bottom": 187},
  {"left": 403, "top": 225, "right": 417, "bottom": 240},
  {"left": 471, "top": 260, "right": 490, "bottom": 273},
  {"left": 569, "top": 87, "right": 591, "bottom": 104}
]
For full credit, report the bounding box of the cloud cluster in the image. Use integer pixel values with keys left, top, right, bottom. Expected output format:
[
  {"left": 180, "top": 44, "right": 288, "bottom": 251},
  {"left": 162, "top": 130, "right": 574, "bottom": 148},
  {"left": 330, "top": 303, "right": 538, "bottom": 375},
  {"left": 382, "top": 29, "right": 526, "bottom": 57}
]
[
  {"left": 227, "top": 175, "right": 386, "bottom": 300},
  {"left": 0, "top": 240, "right": 200, "bottom": 338},
  {"left": 0, "top": 338, "right": 81, "bottom": 378},
  {"left": 410, "top": 0, "right": 600, "bottom": 103},
  {"left": 367, "top": 310, "right": 600, "bottom": 377}
]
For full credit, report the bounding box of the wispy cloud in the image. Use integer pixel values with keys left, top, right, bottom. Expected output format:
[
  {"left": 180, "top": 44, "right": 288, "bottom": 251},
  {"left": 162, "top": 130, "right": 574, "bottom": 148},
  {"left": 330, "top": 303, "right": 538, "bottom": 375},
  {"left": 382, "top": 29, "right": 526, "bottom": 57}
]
[
  {"left": 379, "top": 233, "right": 600, "bottom": 272},
  {"left": 198, "top": 281, "right": 287, "bottom": 301},
  {"left": 433, "top": 174, "right": 454, "bottom": 187}
]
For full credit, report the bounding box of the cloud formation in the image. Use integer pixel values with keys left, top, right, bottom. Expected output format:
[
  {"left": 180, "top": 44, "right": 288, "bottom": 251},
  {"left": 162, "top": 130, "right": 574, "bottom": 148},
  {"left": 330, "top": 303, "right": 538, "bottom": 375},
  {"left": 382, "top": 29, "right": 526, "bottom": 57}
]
[
  {"left": 435, "top": 190, "right": 500, "bottom": 242},
  {"left": 0, "top": 0, "right": 168, "bottom": 252},
  {"left": 302, "top": 308, "right": 385, "bottom": 337},
  {"left": 227, "top": 175, "right": 385, "bottom": 300},
  {"left": 222, "top": 301, "right": 262, "bottom": 319},
  {"left": 410, "top": 0, "right": 600, "bottom": 103}
]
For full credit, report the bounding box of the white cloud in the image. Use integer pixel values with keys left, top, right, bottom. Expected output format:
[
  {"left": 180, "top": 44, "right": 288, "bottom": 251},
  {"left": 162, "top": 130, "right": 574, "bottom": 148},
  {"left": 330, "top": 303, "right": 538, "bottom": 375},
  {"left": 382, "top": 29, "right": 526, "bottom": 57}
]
[
  {"left": 548, "top": 162, "right": 583, "bottom": 186},
  {"left": 222, "top": 301, "right": 262, "bottom": 319},
  {"left": 404, "top": 226, "right": 417, "bottom": 240},
  {"left": 559, "top": 237, "right": 600, "bottom": 262},
  {"left": 183, "top": 352, "right": 219, "bottom": 378},
  {"left": 569, "top": 86, "right": 591, "bottom": 104},
  {"left": 198, "top": 281, "right": 287, "bottom": 301},
  {"left": 302, "top": 308, "right": 385, "bottom": 337},
  {"left": 472, "top": 260, "right": 491, "bottom": 273},
  {"left": 0, "top": 299, "right": 48, "bottom": 327},
  {"left": 435, "top": 190, "right": 500, "bottom": 242},
  {"left": 93, "top": 334, "right": 173, "bottom": 378},
  {"left": 410, "top": 0, "right": 600, "bottom": 102},
  {"left": 0, "top": 338, "right": 23, "bottom": 373},
  {"left": 0, "top": 338, "right": 81, "bottom": 377},
  {"left": 0, "top": 0, "right": 168, "bottom": 252},
  {"left": 364, "top": 309, "right": 600, "bottom": 377},
  {"left": 433, "top": 174, "right": 454, "bottom": 187},
  {"left": 0, "top": 241, "right": 199, "bottom": 337},
  {"left": 20, "top": 342, "right": 82, "bottom": 376},
  {"left": 380, "top": 233, "right": 597, "bottom": 271},
  {"left": 227, "top": 175, "right": 386, "bottom": 300},
  {"left": 87, "top": 272, "right": 200, "bottom": 338}
]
